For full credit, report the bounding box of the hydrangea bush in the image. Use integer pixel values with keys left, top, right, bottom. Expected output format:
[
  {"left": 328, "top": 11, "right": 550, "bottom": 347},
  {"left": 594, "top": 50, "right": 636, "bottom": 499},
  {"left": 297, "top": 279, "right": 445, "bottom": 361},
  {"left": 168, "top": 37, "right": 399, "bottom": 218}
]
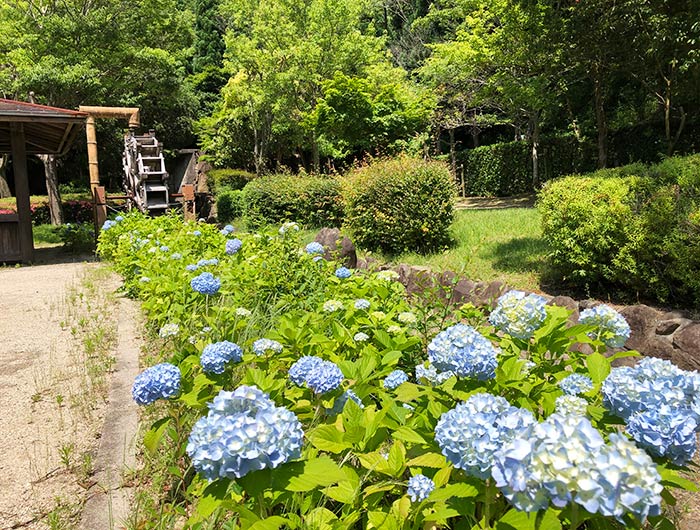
[{"left": 99, "top": 211, "right": 697, "bottom": 530}]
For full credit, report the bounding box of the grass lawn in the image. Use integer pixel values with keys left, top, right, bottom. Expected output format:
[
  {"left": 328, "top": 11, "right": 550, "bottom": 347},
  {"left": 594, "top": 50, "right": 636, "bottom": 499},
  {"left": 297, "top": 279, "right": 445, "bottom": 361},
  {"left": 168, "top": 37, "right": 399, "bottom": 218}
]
[
  {"left": 33, "top": 224, "right": 62, "bottom": 247},
  {"left": 374, "top": 208, "right": 547, "bottom": 292}
]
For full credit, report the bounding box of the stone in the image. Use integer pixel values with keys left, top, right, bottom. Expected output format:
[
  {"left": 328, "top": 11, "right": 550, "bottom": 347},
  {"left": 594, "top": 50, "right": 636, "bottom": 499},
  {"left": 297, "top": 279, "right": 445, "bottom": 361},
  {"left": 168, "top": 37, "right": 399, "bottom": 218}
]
[
  {"left": 314, "top": 228, "right": 357, "bottom": 268},
  {"left": 452, "top": 279, "right": 476, "bottom": 304},
  {"left": 655, "top": 319, "right": 686, "bottom": 335},
  {"left": 481, "top": 281, "right": 507, "bottom": 308},
  {"left": 672, "top": 323, "right": 700, "bottom": 371},
  {"left": 355, "top": 258, "right": 367, "bottom": 269},
  {"left": 619, "top": 305, "right": 662, "bottom": 353},
  {"left": 405, "top": 266, "right": 433, "bottom": 295},
  {"left": 548, "top": 295, "right": 580, "bottom": 323},
  {"left": 578, "top": 299, "right": 598, "bottom": 310}
]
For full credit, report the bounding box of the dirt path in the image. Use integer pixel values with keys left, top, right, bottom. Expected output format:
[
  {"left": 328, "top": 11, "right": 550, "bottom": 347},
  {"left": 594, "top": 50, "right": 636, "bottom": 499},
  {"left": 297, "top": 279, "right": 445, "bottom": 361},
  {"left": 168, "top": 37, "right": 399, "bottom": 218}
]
[{"left": 0, "top": 261, "right": 139, "bottom": 529}]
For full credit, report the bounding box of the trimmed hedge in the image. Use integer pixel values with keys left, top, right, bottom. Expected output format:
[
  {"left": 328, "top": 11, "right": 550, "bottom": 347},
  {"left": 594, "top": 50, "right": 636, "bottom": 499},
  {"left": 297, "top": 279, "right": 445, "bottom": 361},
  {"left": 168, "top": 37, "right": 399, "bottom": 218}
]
[
  {"left": 457, "top": 138, "right": 597, "bottom": 197},
  {"left": 242, "top": 174, "right": 343, "bottom": 229},
  {"left": 208, "top": 169, "right": 256, "bottom": 194},
  {"left": 539, "top": 154, "right": 700, "bottom": 306},
  {"left": 343, "top": 157, "right": 456, "bottom": 255},
  {"left": 216, "top": 189, "right": 245, "bottom": 223}
]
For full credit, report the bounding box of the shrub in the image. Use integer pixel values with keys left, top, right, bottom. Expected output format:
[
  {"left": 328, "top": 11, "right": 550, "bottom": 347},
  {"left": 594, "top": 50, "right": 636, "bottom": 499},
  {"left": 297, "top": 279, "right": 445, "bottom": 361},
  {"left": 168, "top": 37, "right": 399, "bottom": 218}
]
[
  {"left": 208, "top": 169, "right": 256, "bottom": 194},
  {"left": 457, "top": 138, "right": 597, "bottom": 197},
  {"left": 29, "top": 199, "right": 93, "bottom": 225},
  {"left": 539, "top": 154, "right": 700, "bottom": 305},
  {"left": 216, "top": 189, "right": 245, "bottom": 223},
  {"left": 343, "top": 157, "right": 456, "bottom": 255},
  {"left": 242, "top": 174, "right": 343, "bottom": 228}
]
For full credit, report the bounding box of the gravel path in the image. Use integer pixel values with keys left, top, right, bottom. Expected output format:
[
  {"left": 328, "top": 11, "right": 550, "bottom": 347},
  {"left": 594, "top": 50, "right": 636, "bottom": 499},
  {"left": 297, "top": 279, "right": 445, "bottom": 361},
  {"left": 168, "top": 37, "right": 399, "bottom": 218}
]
[{"left": 0, "top": 261, "right": 139, "bottom": 529}]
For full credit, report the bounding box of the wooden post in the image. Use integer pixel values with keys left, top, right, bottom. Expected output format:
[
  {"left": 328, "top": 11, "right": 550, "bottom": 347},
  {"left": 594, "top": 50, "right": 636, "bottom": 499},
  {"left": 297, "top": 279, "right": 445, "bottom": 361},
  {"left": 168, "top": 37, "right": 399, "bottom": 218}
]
[
  {"left": 94, "top": 186, "right": 107, "bottom": 233},
  {"left": 10, "top": 123, "right": 33, "bottom": 262},
  {"left": 85, "top": 115, "right": 100, "bottom": 193},
  {"left": 182, "top": 184, "right": 195, "bottom": 221}
]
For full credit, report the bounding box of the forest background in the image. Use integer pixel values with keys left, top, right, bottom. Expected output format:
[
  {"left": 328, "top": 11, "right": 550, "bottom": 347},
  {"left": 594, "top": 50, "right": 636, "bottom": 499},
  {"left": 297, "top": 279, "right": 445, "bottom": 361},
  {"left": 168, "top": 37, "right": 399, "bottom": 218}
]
[{"left": 1, "top": 0, "right": 698, "bottom": 221}]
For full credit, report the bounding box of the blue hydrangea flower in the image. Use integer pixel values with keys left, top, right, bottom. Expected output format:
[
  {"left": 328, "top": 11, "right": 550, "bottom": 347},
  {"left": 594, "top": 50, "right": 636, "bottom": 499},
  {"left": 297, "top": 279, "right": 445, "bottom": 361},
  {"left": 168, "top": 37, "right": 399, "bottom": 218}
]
[
  {"left": 186, "top": 264, "right": 199, "bottom": 271},
  {"left": 220, "top": 224, "right": 235, "bottom": 235},
  {"left": 170, "top": 253, "right": 182, "bottom": 260},
  {"left": 102, "top": 220, "right": 117, "bottom": 230},
  {"left": 200, "top": 341, "right": 243, "bottom": 375},
  {"left": 226, "top": 238, "right": 243, "bottom": 255},
  {"left": 140, "top": 276, "right": 150, "bottom": 283},
  {"left": 335, "top": 267, "right": 352, "bottom": 279},
  {"left": 191, "top": 272, "right": 221, "bottom": 295},
  {"left": 353, "top": 332, "right": 369, "bottom": 342},
  {"left": 492, "top": 413, "right": 605, "bottom": 512},
  {"left": 160, "top": 245, "right": 169, "bottom": 252},
  {"left": 252, "top": 338, "right": 283, "bottom": 356},
  {"left": 602, "top": 365, "right": 688, "bottom": 420},
  {"left": 158, "top": 323, "right": 179, "bottom": 338},
  {"left": 581, "top": 433, "right": 662, "bottom": 521},
  {"left": 330, "top": 389, "right": 364, "bottom": 414},
  {"left": 279, "top": 222, "right": 299, "bottom": 234},
  {"left": 579, "top": 304, "right": 631, "bottom": 348},
  {"left": 489, "top": 290, "right": 548, "bottom": 340},
  {"left": 193, "top": 230, "right": 202, "bottom": 236},
  {"left": 383, "top": 370, "right": 409, "bottom": 390},
  {"left": 559, "top": 374, "right": 594, "bottom": 396},
  {"left": 407, "top": 474, "right": 435, "bottom": 502},
  {"left": 197, "top": 258, "right": 219, "bottom": 267},
  {"left": 186, "top": 386, "right": 304, "bottom": 480},
  {"left": 289, "top": 356, "right": 324, "bottom": 386},
  {"left": 305, "top": 360, "right": 344, "bottom": 394},
  {"left": 626, "top": 406, "right": 697, "bottom": 465},
  {"left": 427, "top": 323, "right": 499, "bottom": 380},
  {"left": 436, "top": 393, "right": 536, "bottom": 479},
  {"left": 415, "top": 362, "right": 454, "bottom": 385},
  {"left": 305, "top": 242, "right": 325, "bottom": 255},
  {"left": 132, "top": 363, "right": 181, "bottom": 405},
  {"left": 354, "top": 299, "right": 370, "bottom": 310},
  {"left": 115, "top": 215, "right": 124, "bottom": 222},
  {"left": 555, "top": 395, "right": 589, "bottom": 417}
]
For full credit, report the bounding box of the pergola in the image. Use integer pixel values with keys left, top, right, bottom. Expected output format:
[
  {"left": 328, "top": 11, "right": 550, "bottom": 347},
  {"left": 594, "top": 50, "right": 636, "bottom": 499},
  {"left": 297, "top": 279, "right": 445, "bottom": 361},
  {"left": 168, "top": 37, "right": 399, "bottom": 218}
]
[{"left": 0, "top": 99, "right": 87, "bottom": 262}]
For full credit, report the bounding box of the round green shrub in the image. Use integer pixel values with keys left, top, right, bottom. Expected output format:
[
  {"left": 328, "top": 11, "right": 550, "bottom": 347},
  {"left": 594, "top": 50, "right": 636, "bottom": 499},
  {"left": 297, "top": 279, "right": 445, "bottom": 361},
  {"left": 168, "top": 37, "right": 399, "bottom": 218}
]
[
  {"left": 343, "top": 157, "right": 456, "bottom": 255},
  {"left": 539, "top": 154, "right": 700, "bottom": 306},
  {"left": 208, "top": 169, "right": 256, "bottom": 194},
  {"left": 242, "top": 174, "right": 343, "bottom": 229},
  {"left": 216, "top": 188, "right": 245, "bottom": 223}
]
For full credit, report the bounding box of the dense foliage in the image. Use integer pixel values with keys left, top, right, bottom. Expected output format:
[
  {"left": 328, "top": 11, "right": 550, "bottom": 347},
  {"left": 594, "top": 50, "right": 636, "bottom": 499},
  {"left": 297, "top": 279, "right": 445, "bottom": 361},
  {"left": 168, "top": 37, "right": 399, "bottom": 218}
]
[
  {"left": 215, "top": 188, "right": 244, "bottom": 223},
  {"left": 242, "top": 174, "right": 344, "bottom": 229},
  {"left": 207, "top": 169, "right": 257, "bottom": 194},
  {"left": 539, "top": 154, "right": 700, "bottom": 306},
  {"left": 97, "top": 212, "right": 698, "bottom": 529},
  {"left": 343, "top": 157, "right": 456, "bottom": 255}
]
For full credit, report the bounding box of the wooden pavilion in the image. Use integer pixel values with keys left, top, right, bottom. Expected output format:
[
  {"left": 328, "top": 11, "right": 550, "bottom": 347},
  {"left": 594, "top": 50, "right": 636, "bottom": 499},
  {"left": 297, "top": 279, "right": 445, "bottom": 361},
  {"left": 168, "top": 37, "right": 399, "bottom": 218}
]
[{"left": 0, "top": 99, "right": 87, "bottom": 262}]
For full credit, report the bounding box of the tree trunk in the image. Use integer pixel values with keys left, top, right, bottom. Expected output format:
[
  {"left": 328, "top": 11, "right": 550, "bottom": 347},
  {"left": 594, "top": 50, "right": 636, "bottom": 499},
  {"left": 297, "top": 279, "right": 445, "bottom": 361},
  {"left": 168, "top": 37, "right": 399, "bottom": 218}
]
[
  {"left": 593, "top": 66, "right": 608, "bottom": 169},
  {"left": 664, "top": 75, "right": 686, "bottom": 156},
  {"left": 312, "top": 134, "right": 320, "bottom": 173},
  {"left": 39, "top": 154, "right": 63, "bottom": 225},
  {"left": 530, "top": 112, "right": 541, "bottom": 189},
  {"left": 448, "top": 128, "right": 456, "bottom": 175},
  {"left": 0, "top": 155, "right": 10, "bottom": 198}
]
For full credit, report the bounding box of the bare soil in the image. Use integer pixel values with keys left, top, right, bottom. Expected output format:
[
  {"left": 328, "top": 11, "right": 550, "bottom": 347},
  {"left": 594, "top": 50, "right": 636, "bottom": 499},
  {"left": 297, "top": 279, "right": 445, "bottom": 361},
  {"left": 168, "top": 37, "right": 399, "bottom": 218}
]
[{"left": 0, "top": 261, "right": 123, "bottom": 529}]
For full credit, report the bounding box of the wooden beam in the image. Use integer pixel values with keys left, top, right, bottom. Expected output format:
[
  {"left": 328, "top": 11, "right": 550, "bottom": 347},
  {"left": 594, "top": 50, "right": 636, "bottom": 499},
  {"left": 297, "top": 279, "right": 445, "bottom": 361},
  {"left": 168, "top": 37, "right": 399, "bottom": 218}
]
[{"left": 9, "top": 123, "right": 33, "bottom": 262}]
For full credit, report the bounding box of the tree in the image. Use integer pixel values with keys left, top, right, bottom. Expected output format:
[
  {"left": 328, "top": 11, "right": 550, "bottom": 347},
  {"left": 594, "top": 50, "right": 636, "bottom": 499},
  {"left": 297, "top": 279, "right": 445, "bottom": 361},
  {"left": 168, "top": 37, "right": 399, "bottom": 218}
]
[{"left": 0, "top": 0, "right": 197, "bottom": 221}]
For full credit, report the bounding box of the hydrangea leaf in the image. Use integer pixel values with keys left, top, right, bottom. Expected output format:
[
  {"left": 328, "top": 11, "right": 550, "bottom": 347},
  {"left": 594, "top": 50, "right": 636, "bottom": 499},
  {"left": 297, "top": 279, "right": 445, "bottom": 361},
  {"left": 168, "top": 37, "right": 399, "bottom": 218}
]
[
  {"left": 275, "top": 456, "right": 347, "bottom": 492},
  {"left": 196, "top": 479, "right": 231, "bottom": 519},
  {"left": 143, "top": 416, "right": 171, "bottom": 456},
  {"left": 427, "top": 483, "right": 479, "bottom": 502},
  {"left": 495, "top": 508, "right": 562, "bottom": 530},
  {"left": 247, "top": 516, "right": 291, "bottom": 530},
  {"left": 367, "top": 511, "right": 401, "bottom": 530},
  {"left": 406, "top": 452, "right": 448, "bottom": 469},
  {"left": 308, "top": 424, "right": 351, "bottom": 453},
  {"left": 392, "top": 426, "right": 427, "bottom": 445},
  {"left": 658, "top": 466, "right": 699, "bottom": 492},
  {"left": 586, "top": 352, "right": 611, "bottom": 384}
]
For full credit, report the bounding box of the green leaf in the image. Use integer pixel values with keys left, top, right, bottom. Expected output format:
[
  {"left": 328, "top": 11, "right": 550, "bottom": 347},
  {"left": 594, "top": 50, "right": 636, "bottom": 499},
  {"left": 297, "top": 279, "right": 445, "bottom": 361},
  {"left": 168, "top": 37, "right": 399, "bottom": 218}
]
[
  {"left": 392, "top": 426, "right": 427, "bottom": 445},
  {"left": 274, "top": 456, "right": 347, "bottom": 492},
  {"left": 586, "top": 352, "right": 610, "bottom": 384},
  {"left": 428, "top": 482, "right": 479, "bottom": 501},
  {"left": 143, "top": 416, "right": 171, "bottom": 456},
  {"left": 367, "top": 510, "right": 401, "bottom": 530},
  {"left": 496, "top": 508, "right": 562, "bottom": 530},
  {"left": 406, "top": 452, "right": 448, "bottom": 468},
  {"left": 196, "top": 479, "right": 230, "bottom": 519},
  {"left": 659, "top": 466, "right": 699, "bottom": 491},
  {"left": 248, "top": 516, "right": 290, "bottom": 530},
  {"left": 308, "top": 424, "right": 351, "bottom": 453},
  {"left": 386, "top": 440, "right": 406, "bottom": 476}
]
